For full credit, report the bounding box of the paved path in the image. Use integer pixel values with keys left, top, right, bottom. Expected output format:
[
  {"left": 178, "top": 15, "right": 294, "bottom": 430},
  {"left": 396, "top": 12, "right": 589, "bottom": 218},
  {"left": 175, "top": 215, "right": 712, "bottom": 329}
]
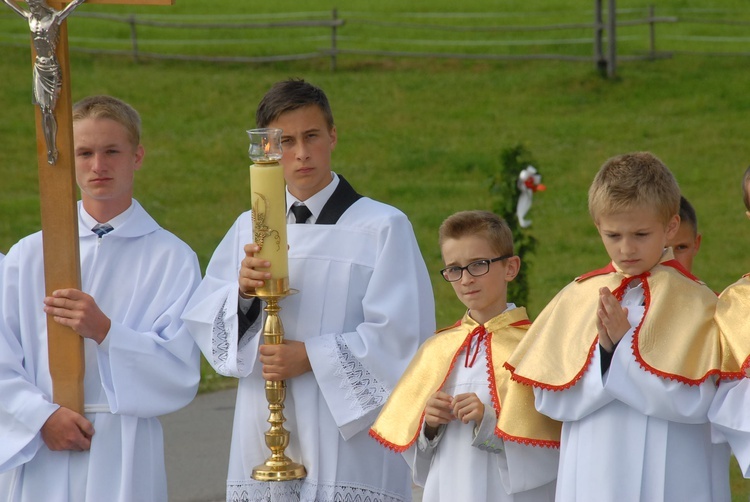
[
  {"left": 163, "top": 388, "right": 236, "bottom": 502},
  {"left": 162, "top": 387, "right": 423, "bottom": 502}
]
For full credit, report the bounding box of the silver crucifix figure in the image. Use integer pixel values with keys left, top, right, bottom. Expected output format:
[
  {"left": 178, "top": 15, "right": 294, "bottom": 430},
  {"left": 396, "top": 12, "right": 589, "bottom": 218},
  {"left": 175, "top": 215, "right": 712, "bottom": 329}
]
[{"left": 3, "top": 0, "right": 86, "bottom": 164}]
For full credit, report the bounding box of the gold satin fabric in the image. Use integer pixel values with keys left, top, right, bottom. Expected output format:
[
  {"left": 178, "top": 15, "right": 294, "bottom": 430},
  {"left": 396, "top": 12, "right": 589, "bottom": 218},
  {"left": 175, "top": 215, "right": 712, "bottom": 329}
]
[
  {"left": 370, "top": 308, "right": 561, "bottom": 451},
  {"left": 716, "top": 274, "right": 750, "bottom": 377},
  {"left": 507, "top": 255, "right": 721, "bottom": 390}
]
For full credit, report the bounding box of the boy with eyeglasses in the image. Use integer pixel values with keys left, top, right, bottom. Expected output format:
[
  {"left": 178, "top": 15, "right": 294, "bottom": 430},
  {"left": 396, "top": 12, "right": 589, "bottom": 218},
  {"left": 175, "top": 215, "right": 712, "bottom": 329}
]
[
  {"left": 506, "top": 152, "right": 723, "bottom": 501},
  {"left": 371, "top": 210, "right": 560, "bottom": 502}
]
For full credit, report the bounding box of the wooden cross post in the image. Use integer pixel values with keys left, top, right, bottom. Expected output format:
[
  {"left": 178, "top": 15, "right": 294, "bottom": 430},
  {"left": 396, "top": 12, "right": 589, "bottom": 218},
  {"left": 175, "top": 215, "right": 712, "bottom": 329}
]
[{"left": 15, "top": 0, "right": 173, "bottom": 414}]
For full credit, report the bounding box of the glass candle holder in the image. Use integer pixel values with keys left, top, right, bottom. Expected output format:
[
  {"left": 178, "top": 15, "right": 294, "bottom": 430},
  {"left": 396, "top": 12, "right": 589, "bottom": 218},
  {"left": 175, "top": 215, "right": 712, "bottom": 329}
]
[{"left": 248, "top": 128, "right": 283, "bottom": 164}]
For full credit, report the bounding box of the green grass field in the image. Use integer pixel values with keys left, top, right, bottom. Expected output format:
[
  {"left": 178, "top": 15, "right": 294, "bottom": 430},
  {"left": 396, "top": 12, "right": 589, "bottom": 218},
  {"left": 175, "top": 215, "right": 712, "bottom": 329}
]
[{"left": 1, "top": 1, "right": 750, "bottom": 498}]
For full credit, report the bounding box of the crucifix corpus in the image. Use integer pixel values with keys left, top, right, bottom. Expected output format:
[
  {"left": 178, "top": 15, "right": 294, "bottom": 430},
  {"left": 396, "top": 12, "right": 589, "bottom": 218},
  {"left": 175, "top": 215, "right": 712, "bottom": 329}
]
[{"left": 2, "top": 0, "right": 174, "bottom": 414}]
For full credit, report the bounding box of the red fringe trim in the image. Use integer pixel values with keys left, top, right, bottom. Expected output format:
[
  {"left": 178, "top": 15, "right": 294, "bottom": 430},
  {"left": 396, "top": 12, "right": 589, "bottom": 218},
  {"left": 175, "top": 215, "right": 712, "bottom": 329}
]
[
  {"left": 716, "top": 354, "right": 750, "bottom": 382},
  {"left": 505, "top": 338, "right": 598, "bottom": 391},
  {"left": 662, "top": 259, "right": 701, "bottom": 283},
  {"left": 495, "top": 426, "right": 560, "bottom": 449},
  {"left": 369, "top": 420, "right": 421, "bottom": 453},
  {"left": 484, "top": 331, "right": 502, "bottom": 417},
  {"left": 576, "top": 263, "right": 616, "bottom": 282},
  {"left": 509, "top": 319, "right": 532, "bottom": 327},
  {"left": 629, "top": 273, "right": 720, "bottom": 386},
  {"left": 370, "top": 323, "right": 472, "bottom": 453}
]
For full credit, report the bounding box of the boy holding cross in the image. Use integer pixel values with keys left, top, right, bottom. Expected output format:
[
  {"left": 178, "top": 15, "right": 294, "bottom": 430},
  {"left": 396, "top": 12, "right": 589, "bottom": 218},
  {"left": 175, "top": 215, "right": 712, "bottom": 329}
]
[{"left": 0, "top": 95, "right": 201, "bottom": 502}]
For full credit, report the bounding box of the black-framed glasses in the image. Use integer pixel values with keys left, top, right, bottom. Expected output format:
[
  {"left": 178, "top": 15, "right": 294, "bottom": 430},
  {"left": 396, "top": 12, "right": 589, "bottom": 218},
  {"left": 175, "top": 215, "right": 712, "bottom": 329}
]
[{"left": 440, "top": 255, "right": 512, "bottom": 282}]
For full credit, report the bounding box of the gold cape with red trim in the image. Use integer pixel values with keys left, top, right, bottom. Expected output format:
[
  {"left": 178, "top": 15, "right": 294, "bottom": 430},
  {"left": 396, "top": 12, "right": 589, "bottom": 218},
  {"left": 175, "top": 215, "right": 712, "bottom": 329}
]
[
  {"left": 369, "top": 307, "right": 561, "bottom": 452},
  {"left": 716, "top": 273, "right": 750, "bottom": 378},
  {"left": 505, "top": 254, "right": 721, "bottom": 390}
]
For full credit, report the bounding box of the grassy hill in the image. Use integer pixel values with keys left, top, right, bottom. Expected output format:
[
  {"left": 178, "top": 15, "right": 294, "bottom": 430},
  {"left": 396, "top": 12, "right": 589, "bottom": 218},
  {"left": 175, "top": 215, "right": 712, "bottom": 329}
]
[{"left": 1, "top": 1, "right": 750, "bottom": 497}]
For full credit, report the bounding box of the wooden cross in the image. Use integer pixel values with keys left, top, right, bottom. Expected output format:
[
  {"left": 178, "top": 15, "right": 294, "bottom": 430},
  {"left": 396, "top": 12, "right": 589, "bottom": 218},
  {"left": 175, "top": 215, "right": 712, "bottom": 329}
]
[{"left": 6, "top": 0, "right": 173, "bottom": 414}]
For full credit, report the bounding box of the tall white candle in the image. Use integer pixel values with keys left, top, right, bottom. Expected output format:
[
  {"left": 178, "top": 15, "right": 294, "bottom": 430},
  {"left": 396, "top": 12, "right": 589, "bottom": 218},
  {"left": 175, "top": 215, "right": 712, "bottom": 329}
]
[{"left": 248, "top": 128, "right": 289, "bottom": 296}]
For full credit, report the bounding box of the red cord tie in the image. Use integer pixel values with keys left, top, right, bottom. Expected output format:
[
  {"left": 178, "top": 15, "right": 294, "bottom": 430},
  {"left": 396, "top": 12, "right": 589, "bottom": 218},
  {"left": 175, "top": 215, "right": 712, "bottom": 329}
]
[{"left": 465, "top": 326, "right": 486, "bottom": 368}]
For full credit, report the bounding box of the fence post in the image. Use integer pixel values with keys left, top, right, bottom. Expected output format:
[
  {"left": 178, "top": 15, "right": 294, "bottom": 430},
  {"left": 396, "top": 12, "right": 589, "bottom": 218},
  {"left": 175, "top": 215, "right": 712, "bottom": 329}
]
[
  {"left": 331, "top": 8, "right": 338, "bottom": 72},
  {"left": 649, "top": 4, "right": 656, "bottom": 60},
  {"left": 607, "top": 0, "right": 617, "bottom": 78},
  {"left": 594, "top": 0, "right": 606, "bottom": 75},
  {"left": 129, "top": 14, "right": 139, "bottom": 63}
]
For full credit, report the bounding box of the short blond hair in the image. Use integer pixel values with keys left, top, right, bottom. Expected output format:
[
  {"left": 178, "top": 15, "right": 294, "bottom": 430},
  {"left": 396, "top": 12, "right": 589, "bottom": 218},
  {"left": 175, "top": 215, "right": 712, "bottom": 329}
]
[
  {"left": 72, "top": 95, "right": 141, "bottom": 148},
  {"left": 438, "top": 210, "right": 514, "bottom": 257},
  {"left": 588, "top": 152, "right": 680, "bottom": 224}
]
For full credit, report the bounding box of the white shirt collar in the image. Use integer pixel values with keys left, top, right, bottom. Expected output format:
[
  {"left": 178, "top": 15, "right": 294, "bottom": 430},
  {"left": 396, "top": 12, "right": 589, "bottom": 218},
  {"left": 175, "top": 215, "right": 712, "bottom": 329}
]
[
  {"left": 80, "top": 200, "right": 135, "bottom": 232},
  {"left": 285, "top": 172, "right": 340, "bottom": 224}
]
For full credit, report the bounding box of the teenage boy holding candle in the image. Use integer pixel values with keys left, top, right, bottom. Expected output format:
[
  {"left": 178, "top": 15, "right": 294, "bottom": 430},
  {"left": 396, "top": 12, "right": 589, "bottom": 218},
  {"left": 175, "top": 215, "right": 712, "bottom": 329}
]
[{"left": 183, "top": 79, "right": 436, "bottom": 501}]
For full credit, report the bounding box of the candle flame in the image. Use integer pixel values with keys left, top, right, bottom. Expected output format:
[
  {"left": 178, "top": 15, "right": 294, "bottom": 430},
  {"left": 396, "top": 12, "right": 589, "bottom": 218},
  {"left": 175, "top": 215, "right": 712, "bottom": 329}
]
[{"left": 263, "top": 138, "right": 271, "bottom": 156}]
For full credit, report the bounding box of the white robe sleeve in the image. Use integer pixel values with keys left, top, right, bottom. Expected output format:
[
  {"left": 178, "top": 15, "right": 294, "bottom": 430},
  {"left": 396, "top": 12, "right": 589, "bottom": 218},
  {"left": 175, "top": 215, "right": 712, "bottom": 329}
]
[
  {"left": 470, "top": 405, "right": 559, "bottom": 494},
  {"left": 182, "top": 214, "right": 262, "bottom": 378},
  {"left": 500, "top": 441, "right": 559, "bottom": 495},
  {"left": 472, "top": 404, "right": 503, "bottom": 452},
  {"left": 304, "top": 211, "right": 435, "bottom": 439},
  {"left": 0, "top": 331, "right": 58, "bottom": 471},
  {"left": 94, "top": 252, "right": 201, "bottom": 417},
  {"left": 534, "top": 346, "right": 615, "bottom": 422},
  {"left": 709, "top": 378, "right": 750, "bottom": 476},
  {"left": 412, "top": 424, "right": 444, "bottom": 487},
  {"left": 604, "top": 337, "right": 716, "bottom": 424},
  {"left": 0, "top": 248, "right": 59, "bottom": 471}
]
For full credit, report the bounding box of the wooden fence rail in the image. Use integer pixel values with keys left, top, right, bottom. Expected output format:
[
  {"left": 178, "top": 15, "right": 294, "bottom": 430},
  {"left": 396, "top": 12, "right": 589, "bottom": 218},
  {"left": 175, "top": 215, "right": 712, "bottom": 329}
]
[{"left": 1, "top": 6, "right": 748, "bottom": 77}]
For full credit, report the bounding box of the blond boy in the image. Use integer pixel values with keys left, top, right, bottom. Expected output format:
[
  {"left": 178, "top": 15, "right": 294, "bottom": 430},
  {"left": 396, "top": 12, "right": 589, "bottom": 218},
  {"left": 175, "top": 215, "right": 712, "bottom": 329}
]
[
  {"left": 506, "top": 152, "right": 722, "bottom": 501},
  {"left": 0, "top": 96, "right": 201, "bottom": 501},
  {"left": 708, "top": 166, "right": 750, "bottom": 477},
  {"left": 371, "top": 211, "right": 560, "bottom": 502}
]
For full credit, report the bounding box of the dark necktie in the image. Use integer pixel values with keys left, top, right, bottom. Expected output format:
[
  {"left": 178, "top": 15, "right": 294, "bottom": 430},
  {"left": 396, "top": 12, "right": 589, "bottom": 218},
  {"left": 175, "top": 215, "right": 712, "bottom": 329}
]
[
  {"left": 92, "top": 223, "right": 114, "bottom": 238},
  {"left": 291, "top": 204, "right": 312, "bottom": 224}
]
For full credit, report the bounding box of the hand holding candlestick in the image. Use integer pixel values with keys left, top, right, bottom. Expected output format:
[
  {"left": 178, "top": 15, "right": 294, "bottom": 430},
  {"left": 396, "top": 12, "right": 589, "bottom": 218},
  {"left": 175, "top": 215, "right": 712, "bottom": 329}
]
[{"left": 246, "top": 128, "right": 306, "bottom": 481}]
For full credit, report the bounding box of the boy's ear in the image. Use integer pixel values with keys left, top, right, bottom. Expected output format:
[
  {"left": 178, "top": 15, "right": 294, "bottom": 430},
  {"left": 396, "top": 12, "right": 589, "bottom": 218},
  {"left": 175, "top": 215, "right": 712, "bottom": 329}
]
[
  {"left": 665, "top": 214, "right": 680, "bottom": 240},
  {"left": 505, "top": 256, "right": 521, "bottom": 281}
]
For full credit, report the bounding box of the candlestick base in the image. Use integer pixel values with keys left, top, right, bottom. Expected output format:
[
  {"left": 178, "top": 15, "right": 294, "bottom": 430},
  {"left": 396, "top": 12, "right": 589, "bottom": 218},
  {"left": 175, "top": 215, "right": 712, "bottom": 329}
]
[
  {"left": 250, "top": 289, "right": 307, "bottom": 482},
  {"left": 252, "top": 457, "right": 307, "bottom": 482}
]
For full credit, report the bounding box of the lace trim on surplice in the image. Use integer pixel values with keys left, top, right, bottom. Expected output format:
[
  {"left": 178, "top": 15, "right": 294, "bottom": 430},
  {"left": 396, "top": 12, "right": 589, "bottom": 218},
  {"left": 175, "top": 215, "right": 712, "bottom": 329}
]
[
  {"left": 227, "top": 478, "right": 407, "bottom": 502},
  {"left": 212, "top": 296, "right": 231, "bottom": 368},
  {"left": 330, "top": 334, "right": 390, "bottom": 415},
  {"left": 211, "top": 293, "right": 246, "bottom": 373}
]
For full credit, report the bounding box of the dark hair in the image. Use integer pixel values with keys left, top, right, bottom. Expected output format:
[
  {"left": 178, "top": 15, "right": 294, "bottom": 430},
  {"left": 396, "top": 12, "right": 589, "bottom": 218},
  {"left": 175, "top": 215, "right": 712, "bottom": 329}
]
[
  {"left": 678, "top": 196, "right": 698, "bottom": 236},
  {"left": 743, "top": 165, "right": 750, "bottom": 211},
  {"left": 256, "top": 79, "right": 334, "bottom": 130}
]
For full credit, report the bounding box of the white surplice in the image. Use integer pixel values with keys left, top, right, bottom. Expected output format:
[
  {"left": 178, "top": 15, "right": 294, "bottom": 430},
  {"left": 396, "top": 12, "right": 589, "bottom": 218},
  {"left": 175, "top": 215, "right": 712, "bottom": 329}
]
[
  {"left": 412, "top": 309, "right": 557, "bottom": 502},
  {"left": 708, "top": 276, "right": 750, "bottom": 484},
  {"left": 182, "top": 191, "right": 435, "bottom": 502},
  {"left": 534, "top": 284, "right": 722, "bottom": 502},
  {"left": 0, "top": 200, "right": 201, "bottom": 502}
]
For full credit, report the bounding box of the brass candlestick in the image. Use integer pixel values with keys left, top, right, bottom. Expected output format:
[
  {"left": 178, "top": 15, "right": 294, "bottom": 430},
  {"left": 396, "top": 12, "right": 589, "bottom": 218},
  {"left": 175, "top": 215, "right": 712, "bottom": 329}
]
[
  {"left": 246, "top": 128, "right": 305, "bottom": 481},
  {"left": 251, "top": 289, "right": 307, "bottom": 481}
]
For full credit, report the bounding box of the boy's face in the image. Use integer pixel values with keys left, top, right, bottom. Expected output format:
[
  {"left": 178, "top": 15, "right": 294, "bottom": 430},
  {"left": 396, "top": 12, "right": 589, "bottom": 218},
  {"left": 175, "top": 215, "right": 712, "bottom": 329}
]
[
  {"left": 596, "top": 206, "right": 679, "bottom": 276},
  {"left": 666, "top": 222, "right": 701, "bottom": 273},
  {"left": 269, "top": 104, "right": 337, "bottom": 201},
  {"left": 74, "top": 117, "right": 143, "bottom": 213},
  {"left": 440, "top": 234, "right": 519, "bottom": 325}
]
